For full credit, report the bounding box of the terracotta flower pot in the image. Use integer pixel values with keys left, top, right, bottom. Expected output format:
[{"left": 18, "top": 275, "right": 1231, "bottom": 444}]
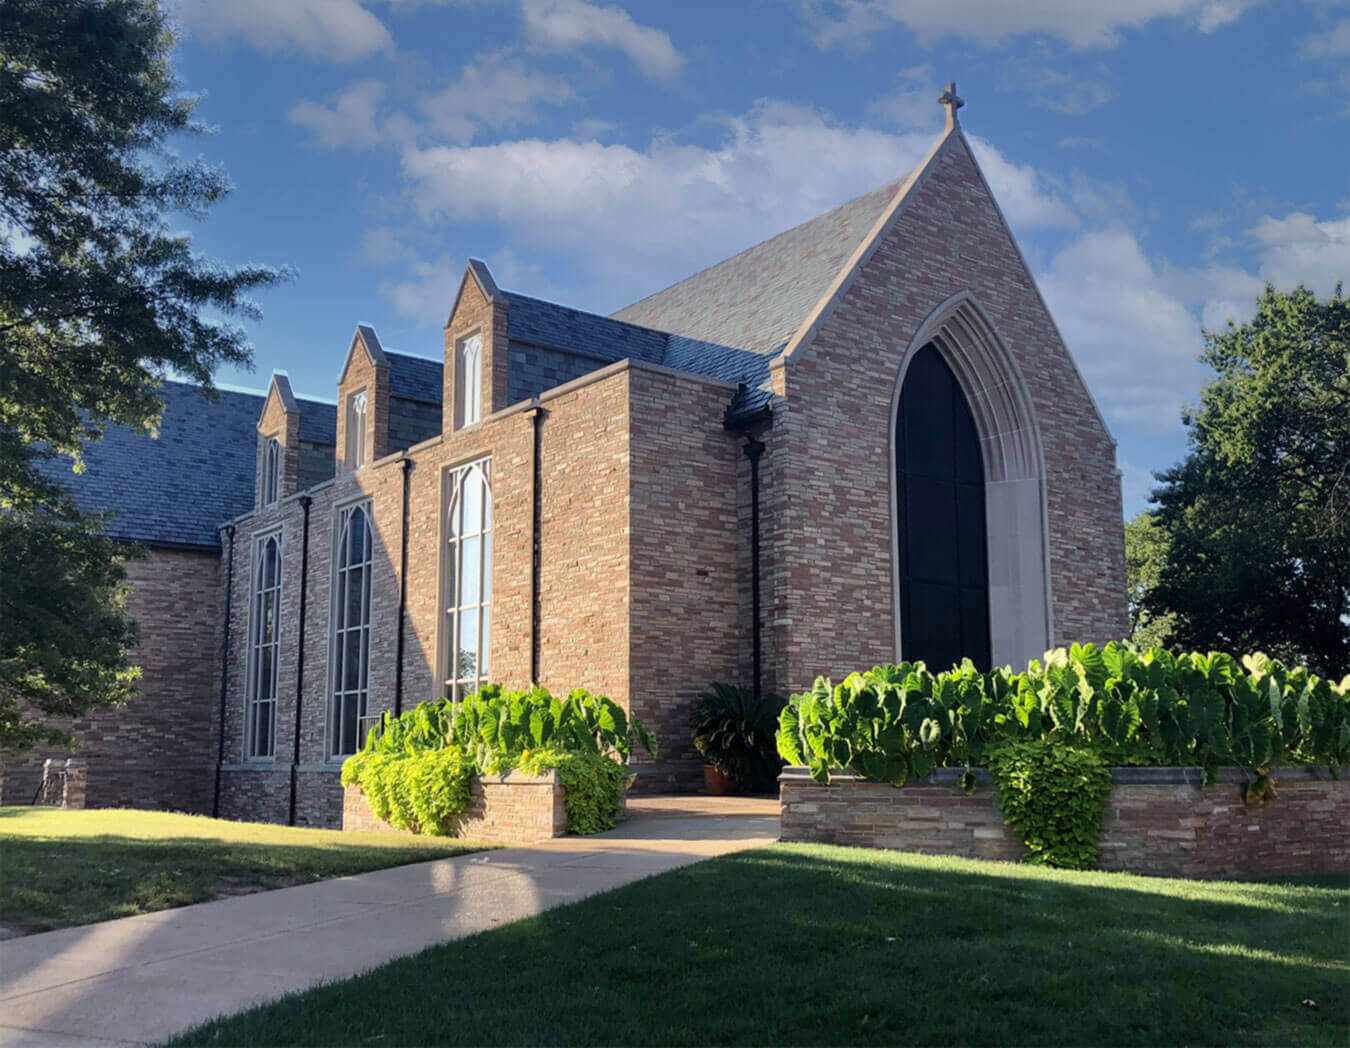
[{"left": 704, "top": 765, "right": 731, "bottom": 795}]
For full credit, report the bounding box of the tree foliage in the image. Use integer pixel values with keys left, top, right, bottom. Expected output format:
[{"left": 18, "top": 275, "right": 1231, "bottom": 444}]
[
  {"left": 1123, "top": 511, "right": 1174, "bottom": 649},
  {"left": 1142, "top": 285, "right": 1349, "bottom": 675},
  {"left": 0, "top": 0, "right": 282, "bottom": 752}
]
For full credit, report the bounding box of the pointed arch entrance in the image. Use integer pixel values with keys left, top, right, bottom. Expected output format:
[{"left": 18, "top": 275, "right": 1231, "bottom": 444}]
[
  {"left": 890, "top": 293, "right": 1052, "bottom": 670},
  {"left": 895, "top": 345, "right": 990, "bottom": 670}
]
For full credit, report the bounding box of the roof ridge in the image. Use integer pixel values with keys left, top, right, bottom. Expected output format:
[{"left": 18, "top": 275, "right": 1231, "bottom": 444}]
[{"left": 383, "top": 347, "right": 442, "bottom": 364}]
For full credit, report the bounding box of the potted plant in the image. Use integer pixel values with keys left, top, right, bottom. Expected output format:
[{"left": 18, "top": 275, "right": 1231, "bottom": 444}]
[{"left": 691, "top": 683, "right": 786, "bottom": 795}]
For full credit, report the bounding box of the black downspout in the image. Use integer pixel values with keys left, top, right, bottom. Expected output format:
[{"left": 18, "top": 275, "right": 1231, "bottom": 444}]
[
  {"left": 530, "top": 403, "right": 544, "bottom": 685},
  {"left": 394, "top": 458, "right": 412, "bottom": 716},
  {"left": 744, "top": 437, "right": 766, "bottom": 703},
  {"left": 288, "top": 495, "right": 312, "bottom": 826},
  {"left": 212, "top": 524, "right": 236, "bottom": 818}
]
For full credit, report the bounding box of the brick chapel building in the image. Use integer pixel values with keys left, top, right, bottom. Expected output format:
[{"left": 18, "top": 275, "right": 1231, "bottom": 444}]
[{"left": 4, "top": 93, "right": 1127, "bottom": 825}]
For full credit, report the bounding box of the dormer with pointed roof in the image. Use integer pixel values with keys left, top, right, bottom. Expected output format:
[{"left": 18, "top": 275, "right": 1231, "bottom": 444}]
[
  {"left": 336, "top": 323, "right": 443, "bottom": 470},
  {"left": 255, "top": 372, "right": 336, "bottom": 507},
  {"left": 444, "top": 259, "right": 508, "bottom": 432}
]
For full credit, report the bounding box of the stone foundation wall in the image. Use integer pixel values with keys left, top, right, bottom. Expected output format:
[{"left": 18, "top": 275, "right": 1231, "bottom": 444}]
[
  {"left": 218, "top": 765, "right": 344, "bottom": 828},
  {"left": 342, "top": 770, "right": 568, "bottom": 844},
  {"left": 779, "top": 766, "right": 1350, "bottom": 878}
]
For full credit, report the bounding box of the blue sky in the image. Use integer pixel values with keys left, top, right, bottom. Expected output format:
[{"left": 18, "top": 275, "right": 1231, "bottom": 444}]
[{"left": 167, "top": 0, "right": 1350, "bottom": 515}]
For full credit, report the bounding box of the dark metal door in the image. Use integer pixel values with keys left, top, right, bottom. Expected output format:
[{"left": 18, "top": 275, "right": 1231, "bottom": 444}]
[{"left": 895, "top": 344, "right": 991, "bottom": 671}]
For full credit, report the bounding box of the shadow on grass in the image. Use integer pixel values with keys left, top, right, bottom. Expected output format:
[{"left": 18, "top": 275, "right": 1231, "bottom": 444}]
[
  {"left": 0, "top": 832, "right": 485, "bottom": 931},
  {"left": 168, "top": 843, "right": 1350, "bottom": 1048}
]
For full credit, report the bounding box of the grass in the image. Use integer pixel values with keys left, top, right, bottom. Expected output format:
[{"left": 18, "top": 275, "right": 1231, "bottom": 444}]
[
  {"left": 168, "top": 842, "right": 1350, "bottom": 1047},
  {"left": 0, "top": 806, "right": 490, "bottom": 934}
]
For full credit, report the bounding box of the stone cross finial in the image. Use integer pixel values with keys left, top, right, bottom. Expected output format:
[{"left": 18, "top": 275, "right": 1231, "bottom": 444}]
[{"left": 938, "top": 81, "right": 964, "bottom": 129}]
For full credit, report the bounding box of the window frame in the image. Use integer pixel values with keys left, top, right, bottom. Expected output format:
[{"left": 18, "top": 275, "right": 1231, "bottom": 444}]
[
  {"left": 455, "top": 332, "right": 482, "bottom": 429},
  {"left": 345, "top": 389, "right": 368, "bottom": 471},
  {"left": 262, "top": 436, "right": 281, "bottom": 507},
  {"left": 327, "top": 499, "right": 374, "bottom": 760},
  {"left": 244, "top": 529, "right": 283, "bottom": 761},
  {"left": 440, "top": 458, "right": 491, "bottom": 701}
]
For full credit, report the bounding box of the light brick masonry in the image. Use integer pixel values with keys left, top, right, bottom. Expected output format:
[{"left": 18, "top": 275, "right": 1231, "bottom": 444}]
[
  {"left": 18, "top": 112, "right": 1133, "bottom": 827},
  {"left": 341, "top": 772, "right": 568, "bottom": 844},
  {"left": 779, "top": 766, "right": 1350, "bottom": 878}
]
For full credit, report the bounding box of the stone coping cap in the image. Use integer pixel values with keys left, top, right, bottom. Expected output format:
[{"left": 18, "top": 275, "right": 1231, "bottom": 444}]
[{"left": 779, "top": 765, "right": 1340, "bottom": 787}]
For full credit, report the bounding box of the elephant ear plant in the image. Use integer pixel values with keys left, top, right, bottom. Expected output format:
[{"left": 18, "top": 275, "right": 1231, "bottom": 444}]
[{"left": 691, "top": 683, "right": 786, "bottom": 793}]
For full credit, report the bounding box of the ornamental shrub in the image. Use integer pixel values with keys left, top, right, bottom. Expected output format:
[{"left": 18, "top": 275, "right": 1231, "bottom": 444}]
[
  {"left": 341, "top": 685, "right": 657, "bottom": 836},
  {"left": 690, "top": 683, "right": 785, "bottom": 792},
  {"left": 988, "top": 741, "right": 1112, "bottom": 869},
  {"left": 520, "top": 748, "right": 627, "bottom": 834},
  {"left": 777, "top": 642, "right": 1350, "bottom": 787}
]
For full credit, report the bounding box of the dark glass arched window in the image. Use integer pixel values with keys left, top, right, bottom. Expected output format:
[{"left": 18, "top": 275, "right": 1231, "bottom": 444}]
[
  {"left": 895, "top": 344, "right": 990, "bottom": 671},
  {"left": 331, "top": 504, "right": 372, "bottom": 756}
]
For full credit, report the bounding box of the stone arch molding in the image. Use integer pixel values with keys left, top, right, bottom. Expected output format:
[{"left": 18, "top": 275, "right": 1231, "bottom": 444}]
[{"left": 888, "top": 290, "right": 1053, "bottom": 669}]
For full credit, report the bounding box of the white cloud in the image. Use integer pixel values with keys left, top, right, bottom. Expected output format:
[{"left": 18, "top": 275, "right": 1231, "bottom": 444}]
[
  {"left": 867, "top": 65, "right": 942, "bottom": 128},
  {"left": 175, "top": 0, "right": 394, "bottom": 62},
  {"left": 288, "top": 80, "right": 416, "bottom": 148},
  {"left": 966, "top": 136, "right": 1078, "bottom": 229},
  {"left": 357, "top": 226, "right": 415, "bottom": 266},
  {"left": 802, "top": 0, "right": 1262, "bottom": 50},
  {"left": 378, "top": 252, "right": 462, "bottom": 325},
  {"left": 394, "top": 102, "right": 1074, "bottom": 303},
  {"left": 997, "top": 58, "right": 1115, "bottom": 114},
  {"left": 1037, "top": 207, "right": 1350, "bottom": 438},
  {"left": 521, "top": 0, "right": 684, "bottom": 81},
  {"left": 1038, "top": 229, "right": 1208, "bottom": 432},
  {"left": 289, "top": 54, "right": 573, "bottom": 149},
  {"left": 419, "top": 54, "right": 575, "bottom": 143},
  {"left": 1247, "top": 212, "right": 1350, "bottom": 296},
  {"left": 1304, "top": 18, "right": 1350, "bottom": 57}
]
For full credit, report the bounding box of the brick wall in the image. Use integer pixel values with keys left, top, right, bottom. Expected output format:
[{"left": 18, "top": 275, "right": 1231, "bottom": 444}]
[
  {"left": 628, "top": 367, "right": 742, "bottom": 788},
  {"left": 342, "top": 772, "right": 567, "bottom": 843},
  {"left": 780, "top": 766, "right": 1350, "bottom": 878},
  {"left": 1, "top": 547, "right": 222, "bottom": 812},
  {"left": 766, "top": 131, "right": 1127, "bottom": 695}
]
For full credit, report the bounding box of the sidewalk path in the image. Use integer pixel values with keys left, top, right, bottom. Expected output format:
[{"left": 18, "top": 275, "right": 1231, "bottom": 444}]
[{"left": 0, "top": 797, "right": 779, "bottom": 1047}]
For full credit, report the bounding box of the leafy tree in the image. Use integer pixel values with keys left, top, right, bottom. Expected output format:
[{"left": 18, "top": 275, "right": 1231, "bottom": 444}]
[
  {"left": 1145, "top": 285, "right": 1349, "bottom": 675},
  {"left": 1, "top": 0, "right": 282, "bottom": 752},
  {"left": 1123, "top": 510, "right": 1174, "bottom": 650}
]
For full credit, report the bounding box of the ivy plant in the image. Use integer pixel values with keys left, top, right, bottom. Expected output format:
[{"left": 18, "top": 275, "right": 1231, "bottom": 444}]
[
  {"left": 341, "top": 686, "right": 657, "bottom": 836},
  {"left": 988, "top": 740, "right": 1112, "bottom": 869}
]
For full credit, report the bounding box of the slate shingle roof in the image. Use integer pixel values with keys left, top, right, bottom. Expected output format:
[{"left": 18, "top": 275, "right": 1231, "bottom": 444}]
[
  {"left": 385, "top": 350, "right": 444, "bottom": 404},
  {"left": 611, "top": 178, "right": 902, "bottom": 356},
  {"left": 43, "top": 176, "right": 908, "bottom": 546},
  {"left": 297, "top": 398, "right": 337, "bottom": 445},
  {"left": 504, "top": 292, "right": 668, "bottom": 366},
  {"left": 40, "top": 381, "right": 329, "bottom": 551}
]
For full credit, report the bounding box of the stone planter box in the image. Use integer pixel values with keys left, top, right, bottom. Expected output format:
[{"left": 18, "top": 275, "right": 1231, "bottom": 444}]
[
  {"left": 779, "top": 765, "right": 1350, "bottom": 878},
  {"left": 343, "top": 769, "right": 569, "bottom": 844}
]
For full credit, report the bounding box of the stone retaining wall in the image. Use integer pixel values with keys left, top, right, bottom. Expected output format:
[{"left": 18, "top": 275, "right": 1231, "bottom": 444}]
[
  {"left": 779, "top": 766, "right": 1350, "bottom": 878},
  {"left": 343, "top": 769, "right": 568, "bottom": 844}
]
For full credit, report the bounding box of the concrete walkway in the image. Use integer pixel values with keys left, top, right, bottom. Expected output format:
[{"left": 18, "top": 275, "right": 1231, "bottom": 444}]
[{"left": 0, "top": 797, "right": 779, "bottom": 1047}]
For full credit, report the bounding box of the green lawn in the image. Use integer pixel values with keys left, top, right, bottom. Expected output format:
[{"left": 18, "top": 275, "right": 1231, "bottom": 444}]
[
  {"left": 0, "top": 806, "right": 490, "bottom": 934},
  {"left": 169, "top": 843, "right": 1350, "bottom": 1048}
]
